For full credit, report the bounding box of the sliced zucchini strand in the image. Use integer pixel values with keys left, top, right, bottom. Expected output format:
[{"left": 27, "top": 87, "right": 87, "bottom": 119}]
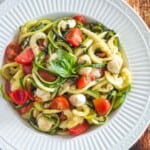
[
  {"left": 81, "top": 28, "right": 111, "bottom": 55},
  {"left": 32, "top": 72, "right": 56, "bottom": 92},
  {"left": 68, "top": 81, "right": 97, "bottom": 94},
  {"left": 88, "top": 43, "right": 112, "bottom": 63},
  {"left": 1, "top": 62, "right": 21, "bottom": 80}
]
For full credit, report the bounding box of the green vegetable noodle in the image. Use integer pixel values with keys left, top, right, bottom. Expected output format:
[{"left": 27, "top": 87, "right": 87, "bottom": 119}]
[{"left": 0, "top": 15, "right": 131, "bottom": 136}]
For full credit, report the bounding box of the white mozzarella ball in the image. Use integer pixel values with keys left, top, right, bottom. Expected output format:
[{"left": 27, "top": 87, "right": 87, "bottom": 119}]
[
  {"left": 91, "top": 68, "right": 101, "bottom": 78},
  {"left": 67, "top": 20, "right": 76, "bottom": 28},
  {"left": 78, "top": 54, "right": 92, "bottom": 65},
  {"left": 79, "top": 67, "right": 92, "bottom": 76},
  {"left": 34, "top": 88, "right": 51, "bottom": 102},
  {"left": 37, "top": 115, "right": 52, "bottom": 132},
  {"left": 69, "top": 94, "right": 86, "bottom": 107},
  {"left": 107, "top": 55, "right": 123, "bottom": 74},
  {"left": 60, "top": 20, "right": 76, "bottom": 31}
]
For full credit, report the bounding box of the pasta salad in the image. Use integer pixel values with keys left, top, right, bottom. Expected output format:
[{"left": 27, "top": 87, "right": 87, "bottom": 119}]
[{"left": 0, "top": 15, "right": 131, "bottom": 136}]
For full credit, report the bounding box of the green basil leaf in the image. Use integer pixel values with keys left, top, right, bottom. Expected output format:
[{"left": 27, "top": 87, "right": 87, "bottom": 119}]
[
  {"left": 50, "top": 49, "right": 77, "bottom": 78},
  {"left": 50, "top": 60, "right": 71, "bottom": 78},
  {"left": 90, "top": 62, "right": 106, "bottom": 68},
  {"left": 58, "top": 49, "right": 76, "bottom": 66}
]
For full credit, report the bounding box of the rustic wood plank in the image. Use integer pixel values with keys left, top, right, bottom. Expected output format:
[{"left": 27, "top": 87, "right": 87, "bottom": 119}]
[
  {"left": 126, "top": 0, "right": 150, "bottom": 27},
  {"left": 130, "top": 126, "right": 150, "bottom": 150},
  {"left": 125, "top": 0, "right": 150, "bottom": 149}
]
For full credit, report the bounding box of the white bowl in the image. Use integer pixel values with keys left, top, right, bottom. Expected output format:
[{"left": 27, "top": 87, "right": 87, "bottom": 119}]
[{"left": 0, "top": 0, "right": 150, "bottom": 150}]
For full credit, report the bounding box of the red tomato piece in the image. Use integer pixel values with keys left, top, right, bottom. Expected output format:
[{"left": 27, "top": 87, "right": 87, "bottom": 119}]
[
  {"left": 28, "top": 90, "right": 35, "bottom": 101},
  {"left": 4, "top": 42, "right": 21, "bottom": 63},
  {"left": 98, "top": 67, "right": 106, "bottom": 78},
  {"left": 93, "top": 98, "right": 111, "bottom": 116},
  {"left": 96, "top": 52, "right": 107, "bottom": 58},
  {"left": 69, "top": 121, "right": 89, "bottom": 136},
  {"left": 43, "top": 55, "right": 49, "bottom": 62},
  {"left": 77, "top": 76, "right": 89, "bottom": 89},
  {"left": 59, "top": 112, "right": 67, "bottom": 121},
  {"left": 87, "top": 74, "right": 96, "bottom": 81},
  {"left": 37, "top": 39, "right": 46, "bottom": 50},
  {"left": 38, "top": 39, "right": 45, "bottom": 47},
  {"left": 10, "top": 89, "right": 29, "bottom": 105},
  {"left": 74, "top": 15, "right": 86, "bottom": 24},
  {"left": 15, "top": 48, "right": 34, "bottom": 65},
  {"left": 19, "top": 102, "right": 33, "bottom": 115},
  {"left": 50, "top": 96, "right": 70, "bottom": 110},
  {"left": 23, "top": 64, "right": 33, "bottom": 75},
  {"left": 66, "top": 28, "right": 82, "bottom": 47},
  {"left": 38, "top": 70, "right": 57, "bottom": 82},
  {"left": 4, "top": 81, "right": 11, "bottom": 96}
]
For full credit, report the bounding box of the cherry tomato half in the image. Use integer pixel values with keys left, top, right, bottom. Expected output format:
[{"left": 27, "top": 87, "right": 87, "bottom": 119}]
[
  {"left": 4, "top": 42, "right": 21, "bottom": 63},
  {"left": 15, "top": 48, "right": 34, "bottom": 65},
  {"left": 74, "top": 15, "right": 86, "bottom": 24},
  {"left": 4, "top": 81, "right": 11, "bottom": 96},
  {"left": 23, "top": 64, "right": 33, "bottom": 75},
  {"left": 93, "top": 98, "right": 111, "bottom": 116},
  {"left": 38, "top": 70, "right": 57, "bottom": 82},
  {"left": 77, "top": 76, "right": 89, "bottom": 89},
  {"left": 66, "top": 28, "right": 82, "bottom": 47},
  {"left": 10, "top": 89, "right": 29, "bottom": 105},
  {"left": 50, "top": 96, "right": 70, "bottom": 110},
  {"left": 69, "top": 121, "right": 89, "bottom": 136},
  {"left": 19, "top": 103, "right": 33, "bottom": 115}
]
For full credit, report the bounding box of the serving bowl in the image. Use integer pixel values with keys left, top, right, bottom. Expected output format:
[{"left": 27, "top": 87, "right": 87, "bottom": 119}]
[{"left": 0, "top": 0, "right": 150, "bottom": 150}]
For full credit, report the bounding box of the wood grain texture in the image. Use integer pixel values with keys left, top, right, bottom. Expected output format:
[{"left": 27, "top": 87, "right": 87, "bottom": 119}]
[
  {"left": 130, "top": 127, "right": 150, "bottom": 150},
  {"left": 126, "top": 0, "right": 150, "bottom": 149},
  {"left": 126, "top": 0, "right": 150, "bottom": 27}
]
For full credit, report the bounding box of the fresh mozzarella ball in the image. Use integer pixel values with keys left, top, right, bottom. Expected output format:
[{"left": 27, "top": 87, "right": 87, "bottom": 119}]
[
  {"left": 91, "top": 68, "right": 101, "bottom": 78},
  {"left": 78, "top": 54, "right": 92, "bottom": 65},
  {"left": 34, "top": 88, "right": 51, "bottom": 102},
  {"left": 67, "top": 20, "right": 76, "bottom": 28},
  {"left": 107, "top": 55, "right": 123, "bottom": 74},
  {"left": 37, "top": 115, "right": 52, "bottom": 132},
  {"left": 30, "top": 32, "right": 47, "bottom": 55},
  {"left": 60, "top": 19, "right": 76, "bottom": 31},
  {"left": 79, "top": 67, "right": 92, "bottom": 76},
  {"left": 49, "top": 53, "right": 58, "bottom": 61},
  {"left": 60, "top": 21, "right": 68, "bottom": 31},
  {"left": 69, "top": 94, "right": 86, "bottom": 107}
]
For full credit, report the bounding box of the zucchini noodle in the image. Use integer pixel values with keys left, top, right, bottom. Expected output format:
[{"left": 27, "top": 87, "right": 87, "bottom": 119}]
[
  {"left": 1, "top": 62, "right": 21, "bottom": 80},
  {"left": 68, "top": 81, "right": 97, "bottom": 94},
  {"left": 92, "top": 78, "right": 114, "bottom": 93},
  {"left": 72, "top": 105, "right": 90, "bottom": 117},
  {"left": 88, "top": 43, "right": 112, "bottom": 63},
  {"left": 19, "top": 19, "right": 52, "bottom": 44},
  {"left": 81, "top": 27, "right": 112, "bottom": 55},
  {"left": 108, "top": 35, "right": 118, "bottom": 53},
  {"left": 30, "top": 32, "right": 47, "bottom": 55},
  {"left": 10, "top": 69, "right": 24, "bottom": 91},
  {"left": 32, "top": 72, "right": 56, "bottom": 92},
  {"left": 0, "top": 15, "right": 131, "bottom": 136}
]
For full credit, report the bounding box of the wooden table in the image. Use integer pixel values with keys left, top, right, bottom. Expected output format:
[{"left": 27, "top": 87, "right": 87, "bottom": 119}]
[{"left": 126, "top": 0, "right": 150, "bottom": 149}]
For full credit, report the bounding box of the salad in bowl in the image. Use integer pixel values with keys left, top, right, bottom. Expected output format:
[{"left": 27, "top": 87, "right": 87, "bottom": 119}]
[{"left": 0, "top": 15, "right": 131, "bottom": 136}]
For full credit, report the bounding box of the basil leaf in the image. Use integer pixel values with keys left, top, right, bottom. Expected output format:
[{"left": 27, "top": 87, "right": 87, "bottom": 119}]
[
  {"left": 30, "top": 23, "right": 45, "bottom": 32},
  {"left": 76, "top": 62, "right": 106, "bottom": 72},
  {"left": 50, "top": 49, "right": 77, "bottom": 78},
  {"left": 89, "top": 62, "right": 106, "bottom": 68},
  {"left": 50, "top": 60, "right": 71, "bottom": 78},
  {"left": 58, "top": 49, "right": 76, "bottom": 66}
]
